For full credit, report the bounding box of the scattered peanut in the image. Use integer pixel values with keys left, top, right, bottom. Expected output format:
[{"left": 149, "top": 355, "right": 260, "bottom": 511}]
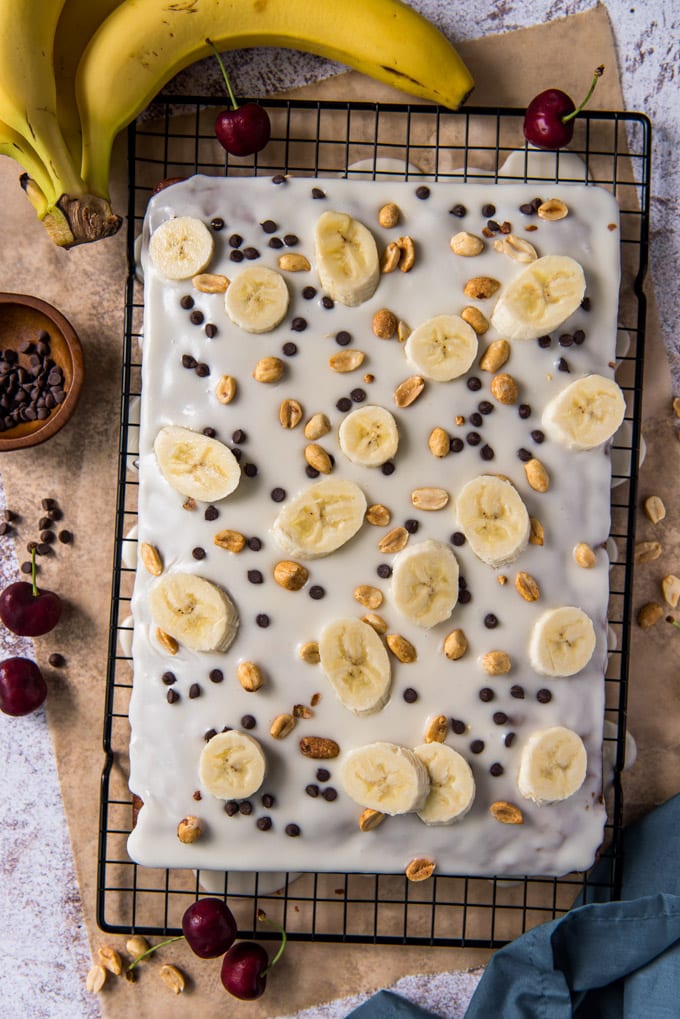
[
  {"left": 396, "top": 235, "right": 416, "bottom": 272},
  {"left": 378, "top": 526, "right": 409, "bottom": 553},
  {"left": 214, "top": 528, "right": 246, "bottom": 553},
  {"left": 537, "top": 198, "right": 569, "bottom": 221},
  {"left": 515, "top": 571, "right": 540, "bottom": 602},
  {"left": 428, "top": 426, "right": 450, "bottom": 457},
  {"left": 299, "top": 735, "right": 340, "bottom": 759},
  {"left": 385, "top": 633, "right": 417, "bottom": 663},
  {"left": 365, "top": 503, "right": 391, "bottom": 526},
  {"left": 177, "top": 815, "right": 204, "bottom": 844},
  {"left": 299, "top": 640, "right": 320, "bottom": 664},
  {"left": 329, "top": 348, "right": 365, "bottom": 372},
  {"left": 192, "top": 272, "right": 229, "bottom": 293},
  {"left": 411, "top": 487, "right": 449, "bottom": 511},
  {"left": 443, "top": 628, "right": 468, "bottom": 660},
  {"left": 378, "top": 202, "right": 400, "bottom": 228},
  {"left": 279, "top": 397, "right": 303, "bottom": 429},
  {"left": 86, "top": 965, "right": 107, "bottom": 994},
  {"left": 490, "top": 372, "right": 519, "bottom": 405},
  {"left": 643, "top": 495, "right": 666, "bottom": 524},
  {"left": 156, "top": 628, "right": 179, "bottom": 655},
  {"left": 529, "top": 516, "right": 545, "bottom": 546},
  {"left": 354, "top": 584, "right": 384, "bottom": 609},
  {"left": 270, "top": 713, "right": 297, "bottom": 739},
  {"left": 140, "top": 542, "right": 163, "bottom": 576},
  {"left": 278, "top": 252, "right": 311, "bottom": 272},
  {"left": 574, "top": 542, "right": 597, "bottom": 568},
  {"left": 405, "top": 857, "right": 436, "bottom": 882},
  {"left": 304, "top": 443, "right": 333, "bottom": 474},
  {"left": 237, "top": 661, "right": 265, "bottom": 691},
  {"left": 372, "top": 308, "right": 398, "bottom": 339},
  {"left": 359, "top": 807, "right": 386, "bottom": 831},
  {"left": 490, "top": 801, "right": 524, "bottom": 825},
  {"left": 394, "top": 374, "right": 425, "bottom": 407},
  {"left": 424, "top": 714, "right": 448, "bottom": 743},
  {"left": 479, "top": 338, "right": 510, "bottom": 372},
  {"left": 159, "top": 964, "right": 186, "bottom": 995},
  {"left": 450, "top": 231, "right": 484, "bottom": 256},
  {"left": 481, "top": 650, "right": 511, "bottom": 675},
  {"left": 461, "top": 306, "right": 490, "bottom": 335},
  {"left": 304, "top": 412, "right": 331, "bottom": 440},
  {"left": 362, "top": 612, "right": 388, "bottom": 635},
  {"left": 635, "top": 540, "right": 662, "bottom": 563},
  {"left": 463, "top": 276, "right": 501, "bottom": 300},
  {"left": 215, "top": 374, "right": 237, "bottom": 404},
  {"left": 381, "top": 241, "right": 401, "bottom": 273},
  {"left": 661, "top": 574, "right": 680, "bottom": 608},
  {"left": 273, "top": 560, "right": 309, "bottom": 591},
  {"left": 98, "top": 946, "right": 123, "bottom": 976},
  {"left": 637, "top": 602, "right": 664, "bottom": 629},
  {"left": 525, "top": 458, "right": 550, "bottom": 493}
]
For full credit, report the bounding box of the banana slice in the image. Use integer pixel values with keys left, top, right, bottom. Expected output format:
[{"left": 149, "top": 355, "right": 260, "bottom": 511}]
[
  {"left": 518, "top": 727, "right": 587, "bottom": 805},
  {"left": 272, "top": 478, "right": 366, "bottom": 559},
  {"left": 149, "top": 572, "right": 239, "bottom": 653},
  {"left": 148, "top": 216, "right": 214, "bottom": 280},
  {"left": 391, "top": 539, "right": 459, "bottom": 629},
  {"left": 338, "top": 405, "right": 399, "bottom": 466},
  {"left": 455, "top": 475, "right": 530, "bottom": 567},
  {"left": 529, "top": 606, "right": 596, "bottom": 677},
  {"left": 542, "top": 374, "right": 626, "bottom": 450},
  {"left": 154, "top": 425, "right": 241, "bottom": 502},
  {"left": 199, "top": 730, "right": 266, "bottom": 800},
  {"left": 414, "top": 743, "right": 476, "bottom": 825},
  {"left": 224, "top": 265, "right": 289, "bottom": 333},
  {"left": 404, "top": 314, "right": 478, "bottom": 382},
  {"left": 314, "top": 210, "right": 380, "bottom": 307},
  {"left": 490, "top": 255, "right": 586, "bottom": 341},
  {"left": 340, "top": 741, "right": 430, "bottom": 814},
  {"left": 318, "top": 617, "right": 392, "bottom": 715}
]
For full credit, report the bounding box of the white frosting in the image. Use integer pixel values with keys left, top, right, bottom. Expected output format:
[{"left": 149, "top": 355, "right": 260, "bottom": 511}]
[{"left": 128, "top": 173, "right": 620, "bottom": 877}]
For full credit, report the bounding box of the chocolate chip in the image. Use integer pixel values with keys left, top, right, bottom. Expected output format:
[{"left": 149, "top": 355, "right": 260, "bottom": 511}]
[
  {"left": 322, "top": 787, "right": 338, "bottom": 802},
  {"left": 239, "top": 800, "right": 253, "bottom": 815},
  {"left": 204, "top": 728, "right": 217, "bottom": 742},
  {"left": 256, "top": 614, "right": 270, "bottom": 628},
  {"left": 225, "top": 800, "right": 239, "bottom": 816},
  {"left": 248, "top": 569, "right": 264, "bottom": 584},
  {"left": 467, "top": 376, "right": 482, "bottom": 392},
  {"left": 205, "top": 321, "right": 218, "bottom": 338},
  {"left": 450, "top": 204, "right": 467, "bottom": 217},
  {"left": 20, "top": 561, "right": 32, "bottom": 574},
  {"left": 537, "top": 688, "right": 553, "bottom": 703},
  {"left": 350, "top": 388, "right": 366, "bottom": 404},
  {"left": 510, "top": 685, "right": 525, "bottom": 699},
  {"left": 504, "top": 732, "right": 516, "bottom": 748},
  {"left": 321, "top": 296, "right": 334, "bottom": 309},
  {"left": 559, "top": 332, "right": 574, "bottom": 347},
  {"left": 484, "top": 613, "right": 498, "bottom": 629},
  {"left": 381, "top": 461, "right": 395, "bottom": 476},
  {"left": 195, "top": 362, "right": 210, "bottom": 377},
  {"left": 470, "top": 739, "right": 485, "bottom": 754},
  {"left": 466, "top": 432, "right": 481, "bottom": 446},
  {"left": 336, "top": 396, "right": 352, "bottom": 412},
  {"left": 232, "top": 428, "right": 247, "bottom": 444},
  {"left": 167, "top": 689, "right": 179, "bottom": 704},
  {"left": 162, "top": 671, "right": 176, "bottom": 685},
  {"left": 450, "top": 437, "right": 464, "bottom": 453},
  {"left": 478, "top": 401, "right": 494, "bottom": 415},
  {"left": 228, "top": 233, "right": 243, "bottom": 248},
  {"left": 518, "top": 403, "right": 532, "bottom": 419},
  {"left": 376, "top": 564, "right": 392, "bottom": 579},
  {"left": 531, "top": 429, "right": 545, "bottom": 443},
  {"left": 482, "top": 203, "right": 496, "bottom": 216},
  {"left": 305, "top": 784, "right": 319, "bottom": 798},
  {"left": 268, "top": 237, "right": 284, "bottom": 249},
  {"left": 518, "top": 447, "right": 532, "bottom": 462},
  {"left": 537, "top": 335, "right": 552, "bottom": 348},
  {"left": 403, "top": 687, "right": 418, "bottom": 703},
  {"left": 493, "top": 711, "right": 509, "bottom": 725},
  {"left": 312, "top": 187, "right": 326, "bottom": 199},
  {"left": 486, "top": 219, "right": 501, "bottom": 233},
  {"left": 257, "top": 816, "right": 272, "bottom": 831},
  {"left": 190, "top": 309, "right": 204, "bottom": 325},
  {"left": 231, "top": 447, "right": 242, "bottom": 462},
  {"left": 243, "top": 462, "right": 258, "bottom": 477},
  {"left": 180, "top": 295, "right": 194, "bottom": 309},
  {"left": 480, "top": 445, "right": 494, "bottom": 460},
  {"left": 309, "top": 585, "right": 326, "bottom": 601},
  {"left": 479, "top": 687, "right": 494, "bottom": 702},
  {"left": 192, "top": 546, "right": 206, "bottom": 560},
  {"left": 210, "top": 217, "right": 225, "bottom": 231},
  {"left": 272, "top": 174, "right": 286, "bottom": 184},
  {"left": 189, "top": 683, "right": 201, "bottom": 699},
  {"left": 519, "top": 202, "right": 536, "bottom": 215},
  {"left": 305, "top": 465, "right": 320, "bottom": 478},
  {"left": 415, "top": 185, "right": 430, "bottom": 199},
  {"left": 182, "top": 355, "right": 197, "bottom": 373},
  {"left": 203, "top": 426, "right": 217, "bottom": 438},
  {"left": 241, "top": 714, "right": 256, "bottom": 729},
  {"left": 261, "top": 219, "right": 277, "bottom": 233},
  {"left": 451, "top": 531, "right": 466, "bottom": 546},
  {"left": 405, "top": 519, "right": 419, "bottom": 534},
  {"left": 458, "top": 589, "right": 472, "bottom": 604},
  {"left": 271, "top": 487, "right": 286, "bottom": 502},
  {"left": 261, "top": 793, "right": 275, "bottom": 808},
  {"left": 557, "top": 357, "right": 570, "bottom": 372},
  {"left": 285, "top": 823, "right": 301, "bottom": 837},
  {"left": 204, "top": 505, "right": 219, "bottom": 521},
  {"left": 48, "top": 653, "right": 65, "bottom": 668},
  {"left": 248, "top": 537, "right": 262, "bottom": 551},
  {"left": 243, "top": 247, "right": 259, "bottom": 260},
  {"left": 581, "top": 297, "right": 591, "bottom": 311},
  {"left": 451, "top": 718, "right": 466, "bottom": 735},
  {"left": 39, "top": 530, "right": 54, "bottom": 544},
  {"left": 284, "top": 233, "right": 299, "bottom": 246},
  {"left": 489, "top": 762, "right": 504, "bottom": 777},
  {"left": 58, "top": 530, "right": 72, "bottom": 544},
  {"left": 469, "top": 412, "right": 483, "bottom": 427},
  {"left": 209, "top": 669, "right": 223, "bottom": 684},
  {"left": 316, "top": 768, "right": 331, "bottom": 782},
  {"left": 37, "top": 543, "right": 52, "bottom": 556},
  {"left": 531, "top": 197, "right": 544, "bottom": 210},
  {"left": 290, "top": 317, "right": 307, "bottom": 332},
  {"left": 459, "top": 576, "right": 467, "bottom": 589},
  {"left": 302, "top": 286, "right": 317, "bottom": 300},
  {"left": 282, "top": 341, "right": 298, "bottom": 356}
]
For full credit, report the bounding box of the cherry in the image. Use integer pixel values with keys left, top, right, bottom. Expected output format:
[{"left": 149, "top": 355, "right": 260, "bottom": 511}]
[
  {"left": 0, "top": 657, "right": 47, "bottom": 716},
  {"left": 0, "top": 548, "right": 61, "bottom": 636},
  {"left": 220, "top": 941, "right": 270, "bottom": 1000},
  {"left": 208, "top": 39, "right": 271, "bottom": 157},
  {"left": 523, "top": 66, "right": 604, "bottom": 150},
  {"left": 182, "top": 897, "right": 237, "bottom": 958}
]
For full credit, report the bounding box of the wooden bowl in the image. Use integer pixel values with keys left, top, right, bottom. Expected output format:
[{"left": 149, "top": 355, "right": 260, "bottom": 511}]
[{"left": 0, "top": 293, "right": 84, "bottom": 451}]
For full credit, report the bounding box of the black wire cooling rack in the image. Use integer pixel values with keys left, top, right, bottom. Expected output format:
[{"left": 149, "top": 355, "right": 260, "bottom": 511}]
[{"left": 98, "top": 98, "right": 651, "bottom": 947}]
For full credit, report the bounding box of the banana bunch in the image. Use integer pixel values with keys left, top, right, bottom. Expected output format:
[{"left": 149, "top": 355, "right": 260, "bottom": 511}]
[{"left": 1, "top": 0, "right": 474, "bottom": 246}]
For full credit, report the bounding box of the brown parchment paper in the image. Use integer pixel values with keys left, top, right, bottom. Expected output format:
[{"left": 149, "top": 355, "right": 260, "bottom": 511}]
[{"left": 0, "top": 6, "right": 677, "bottom": 1017}]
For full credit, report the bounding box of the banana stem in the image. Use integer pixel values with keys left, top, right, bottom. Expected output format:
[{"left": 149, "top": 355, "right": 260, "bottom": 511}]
[
  {"left": 207, "top": 38, "right": 239, "bottom": 110},
  {"left": 562, "top": 65, "right": 605, "bottom": 124}
]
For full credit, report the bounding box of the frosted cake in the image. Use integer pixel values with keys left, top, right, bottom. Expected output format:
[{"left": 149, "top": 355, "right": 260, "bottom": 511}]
[{"left": 128, "top": 173, "right": 624, "bottom": 878}]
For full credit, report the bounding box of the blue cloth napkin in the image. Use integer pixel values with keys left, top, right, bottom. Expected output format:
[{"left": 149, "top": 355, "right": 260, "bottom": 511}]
[{"left": 347, "top": 793, "right": 680, "bottom": 1019}]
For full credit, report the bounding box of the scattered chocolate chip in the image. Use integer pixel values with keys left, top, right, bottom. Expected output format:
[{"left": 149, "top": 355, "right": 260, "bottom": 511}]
[
  {"left": 282, "top": 341, "right": 298, "bottom": 356},
  {"left": 316, "top": 768, "right": 331, "bottom": 783},
  {"left": 510, "top": 685, "right": 525, "bottom": 699},
  {"left": 336, "top": 396, "right": 352, "bottom": 412},
  {"left": 537, "top": 335, "right": 552, "bottom": 349},
  {"left": 232, "top": 428, "right": 247, "bottom": 444},
  {"left": 493, "top": 711, "right": 509, "bottom": 725},
  {"left": 531, "top": 197, "right": 544, "bottom": 210},
  {"left": 302, "top": 286, "right": 317, "bottom": 300},
  {"left": 225, "top": 800, "right": 239, "bottom": 816},
  {"left": 290, "top": 317, "right": 307, "bottom": 332},
  {"left": 519, "top": 202, "right": 536, "bottom": 215},
  {"left": 38, "top": 516, "right": 53, "bottom": 530},
  {"left": 256, "top": 614, "right": 270, "bottom": 628},
  {"left": 504, "top": 731, "right": 516, "bottom": 748},
  {"left": 559, "top": 332, "right": 574, "bottom": 347},
  {"left": 271, "top": 487, "right": 286, "bottom": 503},
  {"left": 573, "top": 329, "right": 586, "bottom": 345},
  {"left": 458, "top": 589, "right": 472, "bottom": 604},
  {"left": 451, "top": 718, "right": 466, "bottom": 735},
  {"left": 228, "top": 232, "right": 243, "bottom": 248},
  {"left": 190, "top": 309, "right": 204, "bottom": 325},
  {"left": 467, "top": 376, "right": 482, "bottom": 392},
  {"left": 479, "top": 687, "right": 495, "bottom": 703},
  {"left": 581, "top": 296, "right": 591, "bottom": 311},
  {"left": 241, "top": 714, "right": 256, "bottom": 729},
  {"left": 285, "top": 823, "right": 301, "bottom": 837},
  {"left": 403, "top": 687, "right": 418, "bottom": 703},
  {"left": 181, "top": 354, "right": 197, "bottom": 369},
  {"left": 381, "top": 461, "right": 395, "bottom": 476},
  {"left": 478, "top": 400, "right": 494, "bottom": 415},
  {"left": 239, "top": 800, "right": 253, "bottom": 815},
  {"left": 517, "top": 447, "right": 532, "bottom": 462},
  {"left": 20, "top": 561, "right": 32, "bottom": 574},
  {"left": 209, "top": 668, "right": 223, "bottom": 684},
  {"left": 248, "top": 569, "right": 264, "bottom": 584},
  {"left": 272, "top": 174, "right": 286, "bottom": 185},
  {"left": 350, "top": 388, "right": 366, "bottom": 403},
  {"left": 405, "top": 519, "right": 419, "bottom": 534},
  {"left": 47, "top": 507, "right": 62, "bottom": 521},
  {"left": 192, "top": 546, "right": 206, "bottom": 560},
  {"left": 305, "top": 465, "right": 320, "bottom": 478},
  {"left": 489, "top": 762, "right": 504, "bottom": 777},
  {"left": 537, "top": 688, "right": 553, "bottom": 703},
  {"left": 305, "top": 784, "right": 320, "bottom": 798},
  {"left": 518, "top": 403, "right": 532, "bottom": 419},
  {"left": 557, "top": 357, "right": 570, "bottom": 372},
  {"left": 486, "top": 219, "right": 500, "bottom": 233},
  {"left": 321, "top": 296, "right": 334, "bottom": 309},
  {"left": 484, "top": 613, "right": 498, "bottom": 629},
  {"left": 451, "top": 532, "right": 466, "bottom": 546},
  {"left": 450, "top": 437, "right": 464, "bottom": 453},
  {"left": 195, "top": 362, "right": 210, "bottom": 377},
  {"left": 36, "top": 543, "right": 52, "bottom": 556},
  {"left": 268, "top": 237, "right": 284, "bottom": 249},
  {"left": 309, "top": 585, "right": 326, "bottom": 600},
  {"left": 243, "top": 462, "right": 258, "bottom": 478},
  {"left": 167, "top": 689, "right": 179, "bottom": 704},
  {"left": 189, "top": 683, "right": 201, "bottom": 699},
  {"left": 256, "top": 816, "right": 272, "bottom": 831},
  {"left": 231, "top": 447, "right": 242, "bottom": 462},
  {"left": 415, "top": 185, "right": 431, "bottom": 199},
  {"left": 48, "top": 653, "right": 65, "bottom": 668},
  {"left": 482, "top": 203, "right": 496, "bottom": 217},
  {"left": 312, "top": 187, "right": 326, "bottom": 199},
  {"left": 283, "top": 233, "right": 299, "bottom": 246},
  {"left": 248, "top": 537, "right": 262, "bottom": 551},
  {"left": 469, "top": 411, "right": 483, "bottom": 427},
  {"left": 243, "top": 247, "right": 260, "bottom": 260},
  {"left": 204, "top": 505, "right": 219, "bottom": 521},
  {"left": 229, "top": 249, "right": 245, "bottom": 262},
  {"left": 376, "top": 564, "right": 392, "bottom": 579},
  {"left": 450, "top": 203, "right": 467, "bottom": 217},
  {"left": 322, "top": 787, "right": 338, "bottom": 802},
  {"left": 162, "top": 671, "right": 176, "bottom": 685},
  {"left": 480, "top": 444, "right": 494, "bottom": 461},
  {"left": 531, "top": 429, "right": 545, "bottom": 443},
  {"left": 261, "top": 219, "right": 277, "bottom": 233},
  {"left": 39, "top": 530, "right": 55, "bottom": 544},
  {"left": 210, "top": 217, "right": 225, "bottom": 231},
  {"left": 205, "top": 728, "right": 217, "bottom": 742},
  {"left": 180, "top": 295, "right": 194, "bottom": 310},
  {"left": 466, "top": 431, "right": 481, "bottom": 446},
  {"left": 470, "top": 739, "right": 485, "bottom": 754},
  {"left": 261, "top": 793, "right": 275, "bottom": 808}
]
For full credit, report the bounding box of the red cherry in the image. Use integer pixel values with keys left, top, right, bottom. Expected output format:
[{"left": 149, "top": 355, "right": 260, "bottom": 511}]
[
  {"left": 181, "top": 897, "right": 237, "bottom": 958},
  {"left": 523, "top": 66, "right": 605, "bottom": 151},
  {"left": 220, "top": 941, "right": 270, "bottom": 1000},
  {"left": 215, "top": 103, "right": 271, "bottom": 158},
  {"left": 0, "top": 580, "right": 62, "bottom": 636},
  {"left": 0, "top": 657, "right": 47, "bottom": 716}
]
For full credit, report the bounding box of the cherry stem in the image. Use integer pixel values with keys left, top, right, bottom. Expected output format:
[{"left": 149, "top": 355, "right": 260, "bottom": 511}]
[
  {"left": 257, "top": 910, "right": 287, "bottom": 974},
  {"left": 30, "top": 545, "right": 38, "bottom": 598},
  {"left": 127, "top": 935, "right": 184, "bottom": 973},
  {"left": 562, "top": 65, "right": 605, "bottom": 124},
  {"left": 666, "top": 616, "right": 680, "bottom": 631},
  {"left": 207, "top": 38, "right": 239, "bottom": 111}
]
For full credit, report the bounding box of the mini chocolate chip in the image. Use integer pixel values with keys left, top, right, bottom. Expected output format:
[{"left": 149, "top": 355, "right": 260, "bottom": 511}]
[
  {"left": 518, "top": 448, "right": 532, "bottom": 462},
  {"left": 519, "top": 202, "right": 536, "bottom": 215},
  {"left": 285, "top": 823, "right": 301, "bottom": 837},
  {"left": 312, "top": 187, "right": 326, "bottom": 199},
  {"left": 381, "top": 461, "right": 395, "bottom": 476},
  {"left": 376, "top": 564, "right": 392, "bottom": 579},
  {"left": 166, "top": 689, "right": 179, "bottom": 704},
  {"left": 189, "top": 683, "right": 201, "bottom": 699},
  {"left": 336, "top": 397, "right": 352, "bottom": 412},
  {"left": 41, "top": 499, "right": 55, "bottom": 511},
  {"left": 450, "top": 437, "right": 464, "bottom": 453},
  {"left": 322, "top": 787, "right": 338, "bottom": 802},
  {"left": 467, "top": 376, "right": 482, "bottom": 391},
  {"left": 493, "top": 711, "right": 509, "bottom": 725},
  {"left": 190, "top": 309, "right": 204, "bottom": 325},
  {"left": 284, "top": 233, "right": 299, "bottom": 246},
  {"left": 37, "top": 543, "right": 52, "bottom": 556},
  {"left": 484, "top": 613, "right": 498, "bottom": 628},
  {"left": 248, "top": 569, "right": 264, "bottom": 584},
  {"left": 248, "top": 537, "right": 263, "bottom": 551},
  {"left": 20, "top": 561, "right": 32, "bottom": 574},
  {"left": 302, "top": 286, "right": 317, "bottom": 300},
  {"left": 482, "top": 203, "right": 496, "bottom": 216},
  {"left": 225, "top": 800, "right": 239, "bottom": 816},
  {"left": 39, "top": 530, "right": 55, "bottom": 544},
  {"left": 305, "top": 465, "right": 320, "bottom": 478},
  {"left": 261, "top": 219, "right": 277, "bottom": 233},
  {"left": 192, "top": 546, "right": 206, "bottom": 560},
  {"left": 480, "top": 444, "right": 495, "bottom": 460},
  {"left": 48, "top": 653, "right": 65, "bottom": 668},
  {"left": 451, "top": 718, "right": 466, "bottom": 735},
  {"left": 459, "top": 576, "right": 467, "bottom": 589},
  {"left": 518, "top": 403, "right": 531, "bottom": 418},
  {"left": 272, "top": 174, "right": 286, "bottom": 184},
  {"left": 243, "top": 247, "right": 259, "bottom": 260},
  {"left": 204, "top": 505, "right": 219, "bottom": 521},
  {"left": 204, "top": 728, "right": 217, "bottom": 742},
  {"left": 271, "top": 487, "right": 286, "bottom": 502},
  {"left": 261, "top": 793, "right": 275, "bottom": 808},
  {"left": 466, "top": 431, "right": 481, "bottom": 446},
  {"left": 230, "top": 249, "right": 245, "bottom": 262},
  {"left": 450, "top": 203, "right": 467, "bottom": 217},
  {"left": 321, "top": 296, "right": 335, "bottom": 309},
  {"left": 209, "top": 669, "right": 223, "bottom": 684},
  {"left": 405, "top": 519, "right": 419, "bottom": 534},
  {"left": 239, "top": 800, "right": 253, "bottom": 815},
  {"left": 415, "top": 185, "right": 430, "bottom": 199},
  {"left": 458, "top": 589, "right": 472, "bottom": 604},
  {"left": 282, "top": 341, "right": 298, "bottom": 356},
  {"left": 350, "top": 388, "right": 366, "bottom": 403},
  {"left": 268, "top": 236, "right": 284, "bottom": 249},
  {"left": 581, "top": 296, "right": 591, "bottom": 311},
  {"left": 203, "top": 427, "right": 217, "bottom": 438},
  {"left": 531, "top": 429, "right": 545, "bottom": 443},
  {"left": 305, "top": 784, "right": 320, "bottom": 798},
  {"left": 531, "top": 197, "right": 544, "bottom": 210},
  {"left": 470, "top": 739, "right": 485, "bottom": 754},
  {"left": 510, "top": 685, "right": 525, "bottom": 699},
  {"left": 231, "top": 447, "right": 242, "bottom": 462},
  {"left": 333, "top": 328, "right": 349, "bottom": 345},
  {"left": 537, "top": 688, "right": 553, "bottom": 703},
  {"left": 504, "top": 731, "right": 516, "bottom": 748},
  {"left": 309, "top": 585, "right": 325, "bottom": 600},
  {"left": 162, "top": 671, "right": 176, "bottom": 685},
  {"left": 559, "top": 332, "right": 574, "bottom": 347},
  {"left": 558, "top": 358, "right": 570, "bottom": 372},
  {"left": 180, "top": 295, "right": 194, "bottom": 310},
  {"left": 229, "top": 232, "right": 243, "bottom": 247},
  {"left": 291, "top": 317, "right": 307, "bottom": 332},
  {"left": 573, "top": 329, "right": 586, "bottom": 345},
  {"left": 479, "top": 687, "right": 494, "bottom": 702},
  {"left": 316, "top": 768, "right": 331, "bottom": 782},
  {"left": 537, "top": 335, "right": 552, "bottom": 348},
  {"left": 38, "top": 516, "right": 53, "bottom": 530},
  {"left": 243, "top": 462, "right": 258, "bottom": 477},
  {"left": 232, "top": 428, "right": 247, "bottom": 443},
  {"left": 451, "top": 532, "right": 466, "bottom": 546},
  {"left": 469, "top": 412, "right": 483, "bottom": 427},
  {"left": 195, "top": 363, "right": 210, "bottom": 377},
  {"left": 256, "top": 613, "right": 270, "bottom": 628},
  {"left": 489, "top": 762, "right": 504, "bottom": 777},
  {"left": 241, "top": 714, "right": 256, "bottom": 729},
  {"left": 210, "top": 217, "right": 225, "bottom": 231},
  {"left": 478, "top": 400, "right": 494, "bottom": 415},
  {"left": 181, "top": 354, "right": 196, "bottom": 369},
  {"left": 257, "top": 816, "right": 272, "bottom": 831},
  {"left": 486, "top": 219, "right": 500, "bottom": 232},
  {"left": 403, "top": 688, "right": 418, "bottom": 703}
]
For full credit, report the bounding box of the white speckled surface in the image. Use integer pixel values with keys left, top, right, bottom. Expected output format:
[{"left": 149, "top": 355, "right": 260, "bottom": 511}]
[{"left": 0, "top": 2, "right": 677, "bottom": 1017}]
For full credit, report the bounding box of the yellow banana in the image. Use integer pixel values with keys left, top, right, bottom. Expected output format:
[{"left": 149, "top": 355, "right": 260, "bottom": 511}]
[
  {"left": 76, "top": 0, "right": 475, "bottom": 199},
  {"left": 0, "top": 120, "right": 59, "bottom": 213}
]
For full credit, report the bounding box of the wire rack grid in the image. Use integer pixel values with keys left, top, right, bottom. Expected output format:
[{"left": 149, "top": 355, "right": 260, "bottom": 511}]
[{"left": 98, "top": 98, "right": 651, "bottom": 948}]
